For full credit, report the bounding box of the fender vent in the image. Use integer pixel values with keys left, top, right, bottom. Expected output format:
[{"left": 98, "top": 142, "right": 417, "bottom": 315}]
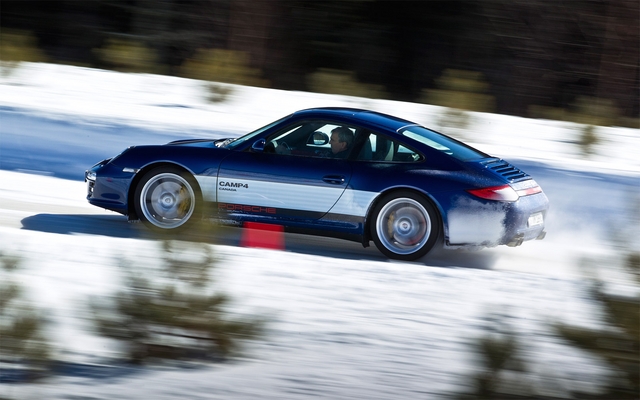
[{"left": 483, "top": 159, "right": 529, "bottom": 182}]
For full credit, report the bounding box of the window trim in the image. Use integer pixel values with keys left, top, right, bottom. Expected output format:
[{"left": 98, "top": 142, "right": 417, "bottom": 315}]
[{"left": 354, "top": 130, "right": 425, "bottom": 164}]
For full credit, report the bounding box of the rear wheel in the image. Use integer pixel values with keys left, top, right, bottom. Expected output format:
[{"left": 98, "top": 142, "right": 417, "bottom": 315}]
[
  {"left": 370, "top": 191, "right": 440, "bottom": 261},
  {"left": 134, "top": 167, "right": 201, "bottom": 231}
]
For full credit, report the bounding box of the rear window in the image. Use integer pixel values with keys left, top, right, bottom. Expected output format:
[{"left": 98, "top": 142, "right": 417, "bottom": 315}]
[{"left": 400, "top": 126, "right": 488, "bottom": 161}]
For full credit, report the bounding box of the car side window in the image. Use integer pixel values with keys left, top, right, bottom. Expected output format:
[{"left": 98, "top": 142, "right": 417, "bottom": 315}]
[
  {"left": 357, "top": 131, "right": 423, "bottom": 162},
  {"left": 262, "top": 120, "right": 357, "bottom": 158}
]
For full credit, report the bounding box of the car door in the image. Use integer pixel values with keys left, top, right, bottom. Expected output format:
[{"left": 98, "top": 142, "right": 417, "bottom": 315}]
[{"left": 216, "top": 120, "right": 354, "bottom": 221}]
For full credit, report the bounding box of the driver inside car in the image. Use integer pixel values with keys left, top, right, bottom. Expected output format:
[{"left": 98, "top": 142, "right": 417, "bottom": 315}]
[
  {"left": 328, "top": 126, "right": 354, "bottom": 158},
  {"left": 273, "top": 125, "right": 354, "bottom": 158}
]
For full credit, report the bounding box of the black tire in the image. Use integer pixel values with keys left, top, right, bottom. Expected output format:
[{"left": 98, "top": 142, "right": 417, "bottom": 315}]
[
  {"left": 370, "top": 191, "right": 440, "bottom": 261},
  {"left": 134, "top": 166, "right": 201, "bottom": 232}
]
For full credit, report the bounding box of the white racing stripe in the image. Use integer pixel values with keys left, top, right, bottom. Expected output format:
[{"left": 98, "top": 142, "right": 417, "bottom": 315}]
[
  {"left": 329, "top": 189, "right": 379, "bottom": 217},
  {"left": 195, "top": 175, "right": 218, "bottom": 202},
  {"left": 199, "top": 177, "right": 345, "bottom": 212},
  {"left": 195, "top": 175, "right": 379, "bottom": 217}
]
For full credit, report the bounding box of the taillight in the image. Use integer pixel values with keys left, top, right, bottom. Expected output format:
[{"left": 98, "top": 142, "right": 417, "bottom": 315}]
[
  {"left": 516, "top": 186, "right": 542, "bottom": 196},
  {"left": 466, "top": 185, "right": 519, "bottom": 202}
]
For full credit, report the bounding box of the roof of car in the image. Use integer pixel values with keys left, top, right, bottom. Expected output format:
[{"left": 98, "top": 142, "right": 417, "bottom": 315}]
[{"left": 293, "top": 107, "right": 417, "bottom": 131}]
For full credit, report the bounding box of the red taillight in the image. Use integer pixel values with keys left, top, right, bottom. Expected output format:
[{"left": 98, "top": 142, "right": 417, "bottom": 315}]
[
  {"left": 516, "top": 186, "right": 542, "bottom": 197},
  {"left": 466, "top": 185, "right": 519, "bottom": 202}
]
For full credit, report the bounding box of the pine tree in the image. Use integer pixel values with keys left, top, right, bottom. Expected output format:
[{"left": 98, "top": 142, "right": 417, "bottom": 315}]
[
  {"left": 92, "top": 240, "right": 264, "bottom": 364},
  {"left": 555, "top": 251, "right": 639, "bottom": 398},
  {"left": 0, "top": 253, "right": 51, "bottom": 381},
  {"left": 461, "top": 198, "right": 640, "bottom": 398}
]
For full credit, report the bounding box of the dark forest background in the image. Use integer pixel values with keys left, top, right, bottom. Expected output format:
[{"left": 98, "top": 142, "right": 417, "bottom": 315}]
[{"left": 1, "top": 0, "right": 638, "bottom": 123}]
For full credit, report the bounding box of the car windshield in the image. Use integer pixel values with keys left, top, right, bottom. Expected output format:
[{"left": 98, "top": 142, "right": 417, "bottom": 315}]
[
  {"left": 400, "top": 125, "right": 488, "bottom": 161},
  {"left": 223, "top": 115, "right": 290, "bottom": 150}
]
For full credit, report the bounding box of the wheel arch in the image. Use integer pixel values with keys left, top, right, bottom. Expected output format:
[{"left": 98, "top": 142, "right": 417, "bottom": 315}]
[
  {"left": 362, "top": 186, "right": 446, "bottom": 246},
  {"left": 127, "top": 162, "right": 202, "bottom": 219}
]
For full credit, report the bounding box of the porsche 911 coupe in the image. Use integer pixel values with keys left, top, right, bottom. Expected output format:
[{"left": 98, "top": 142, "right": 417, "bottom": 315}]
[{"left": 86, "top": 107, "right": 548, "bottom": 260}]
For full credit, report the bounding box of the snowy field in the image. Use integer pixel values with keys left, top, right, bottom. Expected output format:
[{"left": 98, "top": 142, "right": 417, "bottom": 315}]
[{"left": 0, "top": 63, "right": 639, "bottom": 399}]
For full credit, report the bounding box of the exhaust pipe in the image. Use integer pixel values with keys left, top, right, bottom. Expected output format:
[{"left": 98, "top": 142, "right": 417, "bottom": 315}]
[{"left": 507, "top": 234, "right": 524, "bottom": 247}]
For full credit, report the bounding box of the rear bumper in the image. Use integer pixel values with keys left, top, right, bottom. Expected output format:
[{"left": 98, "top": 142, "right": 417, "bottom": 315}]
[
  {"left": 444, "top": 191, "right": 549, "bottom": 249},
  {"left": 502, "top": 191, "right": 548, "bottom": 245}
]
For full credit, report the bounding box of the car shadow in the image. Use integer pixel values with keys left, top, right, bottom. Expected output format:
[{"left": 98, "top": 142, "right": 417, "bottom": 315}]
[
  {"left": 20, "top": 214, "right": 495, "bottom": 270},
  {"left": 21, "top": 214, "right": 152, "bottom": 239},
  {"left": 420, "top": 246, "right": 498, "bottom": 270},
  {"left": 19, "top": 213, "right": 246, "bottom": 245}
]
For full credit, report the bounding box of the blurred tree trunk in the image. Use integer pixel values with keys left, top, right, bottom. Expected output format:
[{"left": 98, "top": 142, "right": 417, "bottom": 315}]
[
  {"left": 477, "top": 0, "right": 639, "bottom": 119},
  {"left": 227, "top": 0, "right": 274, "bottom": 74},
  {"left": 1, "top": 0, "right": 638, "bottom": 118},
  {"left": 126, "top": 0, "right": 230, "bottom": 74},
  {"left": 131, "top": 0, "right": 173, "bottom": 66},
  {"left": 595, "top": 0, "right": 639, "bottom": 119}
]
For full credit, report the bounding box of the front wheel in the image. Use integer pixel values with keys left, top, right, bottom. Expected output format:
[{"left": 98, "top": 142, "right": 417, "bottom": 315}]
[
  {"left": 370, "top": 191, "right": 440, "bottom": 261},
  {"left": 134, "top": 167, "right": 201, "bottom": 231}
]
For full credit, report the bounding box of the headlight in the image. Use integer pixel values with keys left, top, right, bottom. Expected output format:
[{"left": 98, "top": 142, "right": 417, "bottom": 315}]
[{"left": 85, "top": 170, "right": 97, "bottom": 181}]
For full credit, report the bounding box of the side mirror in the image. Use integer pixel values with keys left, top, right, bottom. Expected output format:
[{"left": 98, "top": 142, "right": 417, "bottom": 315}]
[
  {"left": 309, "top": 131, "right": 329, "bottom": 145},
  {"left": 251, "top": 139, "right": 266, "bottom": 152}
]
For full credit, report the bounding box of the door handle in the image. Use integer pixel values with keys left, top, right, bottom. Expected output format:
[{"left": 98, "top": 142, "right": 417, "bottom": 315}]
[{"left": 322, "top": 175, "right": 345, "bottom": 185}]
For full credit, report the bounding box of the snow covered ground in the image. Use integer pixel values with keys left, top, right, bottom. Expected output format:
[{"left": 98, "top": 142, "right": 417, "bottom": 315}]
[{"left": 0, "top": 63, "right": 638, "bottom": 399}]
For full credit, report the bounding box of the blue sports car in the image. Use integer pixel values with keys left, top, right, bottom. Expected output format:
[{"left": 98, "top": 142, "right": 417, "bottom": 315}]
[{"left": 86, "top": 108, "right": 548, "bottom": 260}]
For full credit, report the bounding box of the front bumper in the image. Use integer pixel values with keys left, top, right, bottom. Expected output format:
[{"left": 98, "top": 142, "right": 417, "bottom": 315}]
[{"left": 85, "top": 161, "right": 135, "bottom": 215}]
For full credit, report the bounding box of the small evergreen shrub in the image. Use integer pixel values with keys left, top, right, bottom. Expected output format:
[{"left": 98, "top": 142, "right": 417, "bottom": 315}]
[
  {"left": 180, "top": 48, "right": 269, "bottom": 88},
  {"left": 0, "top": 252, "right": 51, "bottom": 380},
  {"left": 0, "top": 29, "right": 48, "bottom": 77},
  {"left": 437, "top": 108, "right": 471, "bottom": 132},
  {"left": 554, "top": 248, "right": 640, "bottom": 399},
  {"left": 571, "top": 96, "right": 619, "bottom": 127},
  {"left": 420, "top": 69, "right": 495, "bottom": 113},
  {"left": 527, "top": 89, "right": 628, "bottom": 125},
  {"left": 579, "top": 125, "right": 600, "bottom": 156},
  {"left": 206, "top": 83, "right": 234, "bottom": 103},
  {"left": 419, "top": 69, "right": 495, "bottom": 137},
  {"left": 93, "top": 38, "right": 161, "bottom": 74},
  {"left": 306, "top": 68, "right": 388, "bottom": 99},
  {"left": 457, "top": 312, "right": 536, "bottom": 400},
  {"left": 460, "top": 217, "right": 640, "bottom": 398},
  {"left": 92, "top": 240, "right": 264, "bottom": 365}
]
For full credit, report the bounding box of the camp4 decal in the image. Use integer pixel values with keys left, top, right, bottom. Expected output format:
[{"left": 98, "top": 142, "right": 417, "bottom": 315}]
[{"left": 218, "top": 181, "right": 249, "bottom": 191}]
